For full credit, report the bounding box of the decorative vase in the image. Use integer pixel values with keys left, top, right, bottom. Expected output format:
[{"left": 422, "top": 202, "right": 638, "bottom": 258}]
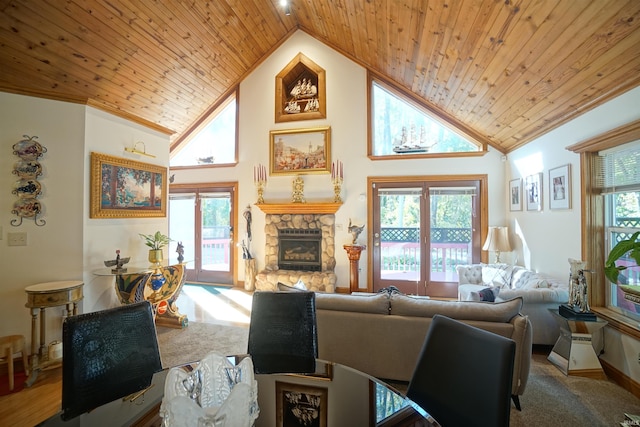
[
  {"left": 245, "top": 259, "right": 256, "bottom": 291},
  {"left": 149, "top": 249, "right": 163, "bottom": 265},
  {"left": 150, "top": 270, "right": 166, "bottom": 291}
]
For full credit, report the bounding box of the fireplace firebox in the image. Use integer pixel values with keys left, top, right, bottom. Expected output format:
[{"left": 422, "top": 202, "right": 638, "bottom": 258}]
[{"left": 278, "top": 229, "right": 322, "bottom": 271}]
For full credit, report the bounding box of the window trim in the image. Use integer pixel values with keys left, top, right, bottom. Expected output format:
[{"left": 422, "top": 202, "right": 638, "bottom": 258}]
[
  {"left": 366, "top": 71, "right": 488, "bottom": 160},
  {"left": 169, "top": 86, "right": 239, "bottom": 169},
  {"left": 567, "top": 118, "right": 640, "bottom": 338}
]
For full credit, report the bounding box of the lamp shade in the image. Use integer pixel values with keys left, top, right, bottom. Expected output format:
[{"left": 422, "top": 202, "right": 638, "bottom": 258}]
[{"left": 483, "top": 227, "right": 512, "bottom": 253}]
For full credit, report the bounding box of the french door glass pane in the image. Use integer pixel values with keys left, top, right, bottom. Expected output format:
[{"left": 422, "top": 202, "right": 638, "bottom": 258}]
[
  {"left": 169, "top": 194, "right": 195, "bottom": 270},
  {"left": 378, "top": 188, "right": 421, "bottom": 282},
  {"left": 201, "top": 193, "right": 231, "bottom": 273},
  {"left": 429, "top": 187, "right": 474, "bottom": 282}
]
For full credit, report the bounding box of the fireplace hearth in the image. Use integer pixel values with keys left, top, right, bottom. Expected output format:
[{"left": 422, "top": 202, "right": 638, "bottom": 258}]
[
  {"left": 278, "top": 228, "right": 322, "bottom": 271},
  {"left": 256, "top": 213, "right": 337, "bottom": 292}
]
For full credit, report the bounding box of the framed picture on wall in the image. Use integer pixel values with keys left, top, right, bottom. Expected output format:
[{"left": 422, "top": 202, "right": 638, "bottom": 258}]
[
  {"left": 276, "top": 381, "right": 328, "bottom": 427},
  {"left": 549, "top": 164, "right": 571, "bottom": 210},
  {"left": 525, "top": 173, "right": 543, "bottom": 211},
  {"left": 509, "top": 178, "right": 522, "bottom": 211},
  {"left": 270, "top": 126, "right": 331, "bottom": 175},
  {"left": 90, "top": 152, "right": 167, "bottom": 218}
]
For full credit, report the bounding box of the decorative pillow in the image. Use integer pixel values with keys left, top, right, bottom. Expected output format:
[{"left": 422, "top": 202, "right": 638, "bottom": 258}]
[
  {"left": 477, "top": 287, "right": 499, "bottom": 302},
  {"left": 481, "top": 264, "right": 513, "bottom": 288},
  {"left": 277, "top": 279, "right": 308, "bottom": 292}
]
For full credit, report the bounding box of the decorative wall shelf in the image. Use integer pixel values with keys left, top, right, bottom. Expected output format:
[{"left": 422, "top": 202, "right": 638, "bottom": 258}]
[{"left": 256, "top": 202, "right": 342, "bottom": 215}]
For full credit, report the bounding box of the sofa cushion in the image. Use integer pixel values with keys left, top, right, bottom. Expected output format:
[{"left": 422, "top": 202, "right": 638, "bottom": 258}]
[
  {"left": 482, "top": 263, "right": 513, "bottom": 288},
  {"left": 389, "top": 294, "right": 523, "bottom": 323},
  {"left": 512, "top": 270, "right": 549, "bottom": 289},
  {"left": 315, "top": 293, "right": 390, "bottom": 315}
]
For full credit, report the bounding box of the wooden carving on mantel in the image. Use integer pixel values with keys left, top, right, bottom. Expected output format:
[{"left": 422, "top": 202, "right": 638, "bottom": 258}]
[{"left": 275, "top": 52, "right": 326, "bottom": 123}]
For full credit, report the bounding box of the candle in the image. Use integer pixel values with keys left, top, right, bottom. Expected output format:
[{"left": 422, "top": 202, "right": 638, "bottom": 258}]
[
  {"left": 331, "top": 162, "right": 335, "bottom": 179},
  {"left": 339, "top": 160, "right": 343, "bottom": 178}
]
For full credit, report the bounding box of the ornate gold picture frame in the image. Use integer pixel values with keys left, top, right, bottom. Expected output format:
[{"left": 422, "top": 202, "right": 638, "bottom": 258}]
[
  {"left": 90, "top": 152, "right": 167, "bottom": 218},
  {"left": 270, "top": 126, "right": 331, "bottom": 175}
]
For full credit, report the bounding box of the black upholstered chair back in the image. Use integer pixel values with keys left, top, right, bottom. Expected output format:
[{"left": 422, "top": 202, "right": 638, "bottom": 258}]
[
  {"left": 406, "top": 314, "right": 516, "bottom": 427},
  {"left": 61, "top": 301, "right": 162, "bottom": 420},
  {"left": 248, "top": 291, "right": 317, "bottom": 374}
]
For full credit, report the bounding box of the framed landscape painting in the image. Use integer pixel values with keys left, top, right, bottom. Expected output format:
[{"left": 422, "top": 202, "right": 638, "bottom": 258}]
[
  {"left": 549, "top": 164, "right": 571, "bottom": 210},
  {"left": 509, "top": 178, "right": 522, "bottom": 211},
  {"left": 270, "top": 126, "right": 331, "bottom": 175},
  {"left": 525, "top": 173, "right": 543, "bottom": 211},
  {"left": 90, "top": 152, "right": 167, "bottom": 218}
]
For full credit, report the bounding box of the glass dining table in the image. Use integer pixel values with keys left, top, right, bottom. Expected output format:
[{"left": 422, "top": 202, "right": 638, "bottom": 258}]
[{"left": 40, "top": 358, "right": 437, "bottom": 427}]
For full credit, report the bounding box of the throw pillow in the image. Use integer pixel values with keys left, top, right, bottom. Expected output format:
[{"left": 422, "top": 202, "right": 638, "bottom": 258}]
[
  {"left": 477, "top": 287, "right": 499, "bottom": 302},
  {"left": 481, "top": 264, "right": 513, "bottom": 288},
  {"left": 277, "top": 279, "right": 308, "bottom": 292}
]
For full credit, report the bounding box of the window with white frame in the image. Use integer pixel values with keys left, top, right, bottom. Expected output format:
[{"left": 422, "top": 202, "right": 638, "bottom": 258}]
[{"left": 601, "top": 141, "right": 640, "bottom": 320}]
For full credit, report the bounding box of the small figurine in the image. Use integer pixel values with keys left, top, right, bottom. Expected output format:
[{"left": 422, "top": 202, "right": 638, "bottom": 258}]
[
  {"left": 104, "top": 249, "right": 130, "bottom": 273},
  {"left": 348, "top": 219, "right": 365, "bottom": 245},
  {"left": 176, "top": 242, "right": 184, "bottom": 263}
]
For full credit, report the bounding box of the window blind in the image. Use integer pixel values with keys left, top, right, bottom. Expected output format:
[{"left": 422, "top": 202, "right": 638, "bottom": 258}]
[{"left": 597, "top": 140, "right": 640, "bottom": 193}]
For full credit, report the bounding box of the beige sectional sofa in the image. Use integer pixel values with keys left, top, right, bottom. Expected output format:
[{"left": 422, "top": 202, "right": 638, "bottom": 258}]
[
  {"left": 456, "top": 263, "right": 569, "bottom": 345},
  {"left": 314, "top": 292, "right": 532, "bottom": 404}
]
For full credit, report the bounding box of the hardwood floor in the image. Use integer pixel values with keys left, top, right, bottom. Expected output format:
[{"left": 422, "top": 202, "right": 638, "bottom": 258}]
[{"left": 0, "top": 284, "right": 247, "bottom": 426}]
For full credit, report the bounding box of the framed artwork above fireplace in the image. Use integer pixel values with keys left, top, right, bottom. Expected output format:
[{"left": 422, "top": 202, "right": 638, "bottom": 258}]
[{"left": 270, "top": 126, "right": 331, "bottom": 176}]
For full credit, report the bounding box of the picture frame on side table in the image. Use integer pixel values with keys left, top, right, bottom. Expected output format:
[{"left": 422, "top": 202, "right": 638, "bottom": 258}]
[
  {"left": 509, "top": 178, "right": 522, "bottom": 211},
  {"left": 90, "top": 152, "right": 167, "bottom": 218},
  {"left": 276, "top": 381, "right": 328, "bottom": 427},
  {"left": 270, "top": 126, "right": 331, "bottom": 175},
  {"left": 549, "top": 164, "right": 571, "bottom": 210},
  {"left": 525, "top": 172, "right": 543, "bottom": 211}
]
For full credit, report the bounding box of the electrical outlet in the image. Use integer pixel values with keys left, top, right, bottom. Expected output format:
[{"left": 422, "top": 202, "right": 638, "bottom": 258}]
[{"left": 7, "top": 232, "right": 27, "bottom": 246}]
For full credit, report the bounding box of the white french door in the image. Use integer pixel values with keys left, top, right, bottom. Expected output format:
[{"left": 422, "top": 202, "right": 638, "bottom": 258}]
[{"left": 169, "top": 184, "right": 236, "bottom": 284}]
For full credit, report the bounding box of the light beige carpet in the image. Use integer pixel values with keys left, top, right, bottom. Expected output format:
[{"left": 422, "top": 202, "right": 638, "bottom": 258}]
[
  {"left": 157, "top": 322, "right": 640, "bottom": 425},
  {"left": 511, "top": 353, "right": 640, "bottom": 426}
]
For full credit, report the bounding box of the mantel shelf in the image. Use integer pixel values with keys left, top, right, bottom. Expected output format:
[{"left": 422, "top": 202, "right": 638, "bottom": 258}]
[{"left": 255, "top": 201, "right": 342, "bottom": 214}]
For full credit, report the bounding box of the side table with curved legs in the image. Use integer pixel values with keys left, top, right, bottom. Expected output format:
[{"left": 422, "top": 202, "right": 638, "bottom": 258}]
[{"left": 24, "top": 280, "right": 84, "bottom": 387}]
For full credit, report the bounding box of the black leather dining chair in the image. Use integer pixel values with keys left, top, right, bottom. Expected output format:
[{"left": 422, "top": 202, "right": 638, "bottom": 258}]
[
  {"left": 61, "top": 301, "right": 163, "bottom": 420},
  {"left": 406, "top": 314, "right": 516, "bottom": 427},
  {"left": 248, "top": 291, "right": 318, "bottom": 374}
]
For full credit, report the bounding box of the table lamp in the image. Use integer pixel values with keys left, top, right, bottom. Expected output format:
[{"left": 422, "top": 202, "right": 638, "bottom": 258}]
[{"left": 483, "top": 226, "right": 512, "bottom": 263}]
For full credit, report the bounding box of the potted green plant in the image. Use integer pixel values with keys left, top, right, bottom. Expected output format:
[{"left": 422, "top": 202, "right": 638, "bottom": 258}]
[
  {"left": 604, "top": 231, "right": 640, "bottom": 284},
  {"left": 140, "top": 231, "right": 172, "bottom": 265}
]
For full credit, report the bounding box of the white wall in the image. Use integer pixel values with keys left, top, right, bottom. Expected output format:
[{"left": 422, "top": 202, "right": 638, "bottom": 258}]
[
  {"left": 1, "top": 92, "right": 86, "bottom": 345},
  {"left": 82, "top": 107, "right": 170, "bottom": 313},
  {"left": 0, "top": 92, "right": 170, "bottom": 350},
  {"left": 506, "top": 85, "right": 640, "bottom": 380},
  {"left": 172, "top": 30, "right": 508, "bottom": 288}
]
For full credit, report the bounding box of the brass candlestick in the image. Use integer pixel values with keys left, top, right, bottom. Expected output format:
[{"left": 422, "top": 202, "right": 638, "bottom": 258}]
[
  {"left": 333, "top": 177, "right": 343, "bottom": 203},
  {"left": 255, "top": 181, "right": 265, "bottom": 204}
]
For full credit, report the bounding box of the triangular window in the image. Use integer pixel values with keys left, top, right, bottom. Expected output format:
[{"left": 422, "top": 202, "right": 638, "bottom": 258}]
[
  {"left": 369, "top": 78, "right": 483, "bottom": 158},
  {"left": 170, "top": 91, "right": 238, "bottom": 167}
]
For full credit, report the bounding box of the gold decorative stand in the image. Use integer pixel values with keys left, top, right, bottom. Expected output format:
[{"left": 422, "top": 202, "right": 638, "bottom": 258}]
[{"left": 344, "top": 244, "right": 366, "bottom": 293}]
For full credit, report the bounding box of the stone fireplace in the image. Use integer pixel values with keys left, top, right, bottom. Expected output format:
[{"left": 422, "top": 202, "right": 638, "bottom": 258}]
[{"left": 255, "top": 212, "right": 337, "bottom": 292}]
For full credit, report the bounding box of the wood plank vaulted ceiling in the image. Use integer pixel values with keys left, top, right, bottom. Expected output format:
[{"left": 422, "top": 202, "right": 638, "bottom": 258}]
[{"left": 1, "top": 0, "right": 640, "bottom": 153}]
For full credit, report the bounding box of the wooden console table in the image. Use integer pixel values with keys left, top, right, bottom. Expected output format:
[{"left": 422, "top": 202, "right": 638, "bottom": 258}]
[{"left": 24, "top": 280, "right": 84, "bottom": 386}]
